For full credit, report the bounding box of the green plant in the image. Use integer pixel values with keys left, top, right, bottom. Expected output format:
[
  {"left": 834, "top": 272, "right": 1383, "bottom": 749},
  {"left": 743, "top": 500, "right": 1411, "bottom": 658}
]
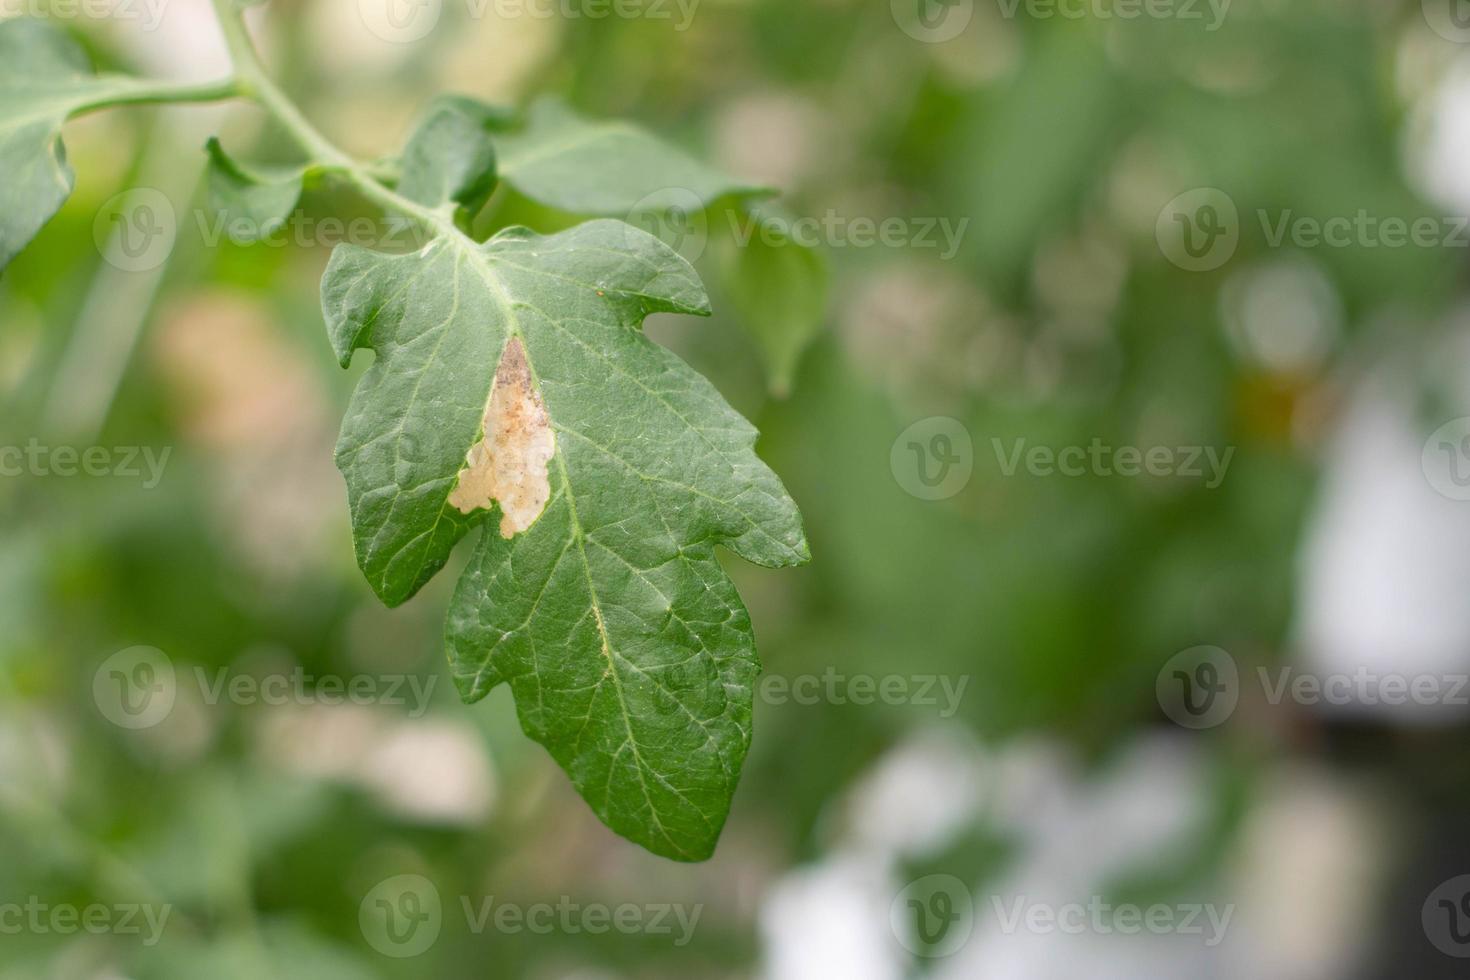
[{"left": 0, "top": 0, "right": 811, "bottom": 862}]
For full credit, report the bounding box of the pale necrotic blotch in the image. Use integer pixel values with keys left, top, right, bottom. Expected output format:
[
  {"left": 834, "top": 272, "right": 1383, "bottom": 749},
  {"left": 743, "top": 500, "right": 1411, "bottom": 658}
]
[{"left": 448, "top": 336, "right": 555, "bottom": 537}]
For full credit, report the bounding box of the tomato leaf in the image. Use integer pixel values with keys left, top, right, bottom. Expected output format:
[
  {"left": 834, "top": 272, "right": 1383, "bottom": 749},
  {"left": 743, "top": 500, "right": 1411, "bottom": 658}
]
[
  {"left": 0, "top": 19, "right": 149, "bottom": 271},
  {"left": 494, "top": 98, "right": 767, "bottom": 214},
  {"left": 203, "top": 137, "right": 308, "bottom": 244},
  {"left": 718, "top": 209, "right": 829, "bottom": 396},
  {"left": 396, "top": 95, "right": 506, "bottom": 219},
  {"left": 322, "top": 219, "right": 808, "bottom": 860}
]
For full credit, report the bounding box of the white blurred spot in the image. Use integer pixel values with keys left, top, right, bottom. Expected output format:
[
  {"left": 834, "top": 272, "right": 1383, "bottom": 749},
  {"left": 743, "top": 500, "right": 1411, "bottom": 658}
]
[
  {"left": 1293, "top": 342, "right": 1470, "bottom": 724},
  {"left": 256, "top": 704, "right": 496, "bottom": 825},
  {"left": 1220, "top": 256, "right": 1340, "bottom": 375}
]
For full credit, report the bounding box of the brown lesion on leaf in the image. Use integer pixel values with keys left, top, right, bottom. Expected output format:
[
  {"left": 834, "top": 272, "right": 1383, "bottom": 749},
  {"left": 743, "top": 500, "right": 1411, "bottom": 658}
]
[{"left": 448, "top": 336, "right": 555, "bottom": 537}]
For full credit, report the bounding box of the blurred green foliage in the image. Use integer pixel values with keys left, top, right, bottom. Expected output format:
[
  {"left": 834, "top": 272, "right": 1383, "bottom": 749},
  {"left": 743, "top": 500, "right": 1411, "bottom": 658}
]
[{"left": 1, "top": 0, "right": 1465, "bottom": 975}]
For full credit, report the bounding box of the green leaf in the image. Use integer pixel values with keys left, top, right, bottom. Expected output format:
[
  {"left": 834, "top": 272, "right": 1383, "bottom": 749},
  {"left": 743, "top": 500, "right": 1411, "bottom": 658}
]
[
  {"left": 203, "top": 137, "right": 307, "bottom": 244},
  {"left": 494, "top": 98, "right": 767, "bottom": 215},
  {"left": 0, "top": 19, "right": 149, "bottom": 271},
  {"left": 719, "top": 210, "right": 829, "bottom": 396},
  {"left": 322, "top": 219, "right": 808, "bottom": 860},
  {"left": 489, "top": 99, "right": 825, "bottom": 394},
  {"left": 396, "top": 95, "right": 507, "bottom": 219}
]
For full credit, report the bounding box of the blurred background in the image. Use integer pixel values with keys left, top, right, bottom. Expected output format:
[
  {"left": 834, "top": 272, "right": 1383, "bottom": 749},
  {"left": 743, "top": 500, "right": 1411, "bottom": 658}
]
[{"left": 5, "top": 0, "right": 1470, "bottom": 975}]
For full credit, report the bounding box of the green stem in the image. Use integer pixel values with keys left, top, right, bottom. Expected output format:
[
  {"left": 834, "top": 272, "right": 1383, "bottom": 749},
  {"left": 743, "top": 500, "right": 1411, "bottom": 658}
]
[
  {"left": 78, "top": 76, "right": 243, "bottom": 113},
  {"left": 208, "top": 0, "right": 455, "bottom": 239}
]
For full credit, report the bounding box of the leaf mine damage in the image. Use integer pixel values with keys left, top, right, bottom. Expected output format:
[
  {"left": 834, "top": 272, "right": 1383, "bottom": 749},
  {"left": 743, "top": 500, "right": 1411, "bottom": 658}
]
[{"left": 448, "top": 336, "right": 555, "bottom": 536}]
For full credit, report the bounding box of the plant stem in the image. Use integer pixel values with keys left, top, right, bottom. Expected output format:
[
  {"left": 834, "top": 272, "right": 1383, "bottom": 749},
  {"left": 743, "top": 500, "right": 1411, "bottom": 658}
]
[
  {"left": 208, "top": 0, "right": 456, "bottom": 240},
  {"left": 78, "top": 76, "right": 243, "bottom": 113}
]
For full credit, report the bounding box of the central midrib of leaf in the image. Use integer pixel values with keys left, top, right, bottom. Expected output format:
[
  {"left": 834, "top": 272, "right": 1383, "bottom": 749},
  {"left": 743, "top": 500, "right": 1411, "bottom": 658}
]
[{"left": 440, "top": 226, "right": 694, "bottom": 853}]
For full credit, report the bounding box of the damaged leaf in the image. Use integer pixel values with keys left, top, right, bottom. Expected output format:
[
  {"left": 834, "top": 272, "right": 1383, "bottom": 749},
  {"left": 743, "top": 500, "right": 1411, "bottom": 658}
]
[
  {"left": 324, "top": 219, "right": 808, "bottom": 860},
  {"left": 446, "top": 336, "right": 555, "bottom": 536}
]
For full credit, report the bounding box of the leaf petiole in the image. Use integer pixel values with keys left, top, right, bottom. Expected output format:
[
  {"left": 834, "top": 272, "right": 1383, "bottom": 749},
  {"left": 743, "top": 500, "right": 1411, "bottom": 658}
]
[
  {"left": 207, "top": 0, "right": 454, "bottom": 240},
  {"left": 74, "top": 76, "right": 243, "bottom": 114}
]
